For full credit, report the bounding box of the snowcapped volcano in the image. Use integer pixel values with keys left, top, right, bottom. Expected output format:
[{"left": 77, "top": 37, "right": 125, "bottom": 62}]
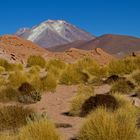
[{"left": 16, "top": 20, "right": 95, "bottom": 48}]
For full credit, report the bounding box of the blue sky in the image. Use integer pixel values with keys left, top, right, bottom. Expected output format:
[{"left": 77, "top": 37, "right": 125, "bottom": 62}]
[{"left": 0, "top": 0, "right": 140, "bottom": 37}]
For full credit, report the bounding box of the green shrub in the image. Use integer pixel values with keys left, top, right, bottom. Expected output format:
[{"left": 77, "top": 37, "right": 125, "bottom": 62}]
[
  {"left": 69, "top": 84, "right": 94, "bottom": 116},
  {"left": 111, "top": 79, "right": 135, "bottom": 94},
  {"left": 27, "top": 55, "right": 46, "bottom": 68},
  {"left": 18, "top": 82, "right": 41, "bottom": 104},
  {"left": 0, "top": 86, "right": 19, "bottom": 102},
  {"left": 18, "top": 118, "right": 61, "bottom": 140},
  {"left": 78, "top": 107, "right": 140, "bottom": 140},
  {"left": 0, "top": 106, "right": 34, "bottom": 132}
]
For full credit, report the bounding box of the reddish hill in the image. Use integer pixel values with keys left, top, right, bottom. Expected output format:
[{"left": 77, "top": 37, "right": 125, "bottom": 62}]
[
  {"left": 0, "top": 35, "right": 48, "bottom": 63},
  {"left": 0, "top": 35, "right": 114, "bottom": 65},
  {"left": 45, "top": 47, "right": 115, "bottom": 65},
  {"left": 49, "top": 34, "right": 140, "bottom": 57}
]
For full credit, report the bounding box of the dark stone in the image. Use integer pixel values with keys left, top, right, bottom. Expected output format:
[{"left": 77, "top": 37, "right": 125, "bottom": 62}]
[
  {"left": 80, "top": 94, "right": 118, "bottom": 117},
  {"left": 55, "top": 123, "right": 72, "bottom": 128},
  {"left": 104, "top": 75, "right": 126, "bottom": 84}
]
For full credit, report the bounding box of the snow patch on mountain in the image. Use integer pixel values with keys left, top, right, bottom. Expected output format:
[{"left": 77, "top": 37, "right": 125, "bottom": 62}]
[{"left": 16, "top": 20, "right": 95, "bottom": 48}]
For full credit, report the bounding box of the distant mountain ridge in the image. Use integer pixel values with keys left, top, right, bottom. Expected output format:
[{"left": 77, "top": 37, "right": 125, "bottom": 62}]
[
  {"left": 49, "top": 34, "right": 140, "bottom": 57},
  {"left": 16, "top": 20, "right": 95, "bottom": 48},
  {"left": 16, "top": 20, "right": 140, "bottom": 57}
]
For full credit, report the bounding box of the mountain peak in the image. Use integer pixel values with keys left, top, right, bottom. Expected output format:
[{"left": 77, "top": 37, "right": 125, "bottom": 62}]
[{"left": 16, "top": 19, "right": 95, "bottom": 48}]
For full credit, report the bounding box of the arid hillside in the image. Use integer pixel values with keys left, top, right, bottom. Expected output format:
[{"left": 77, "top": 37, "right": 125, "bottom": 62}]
[
  {"left": 0, "top": 35, "right": 114, "bottom": 65},
  {"left": 0, "top": 35, "right": 47, "bottom": 63},
  {"left": 49, "top": 34, "right": 140, "bottom": 57}
]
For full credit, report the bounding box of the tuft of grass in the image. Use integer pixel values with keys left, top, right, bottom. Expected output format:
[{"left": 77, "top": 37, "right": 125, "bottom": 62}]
[
  {"left": 46, "top": 59, "right": 66, "bottom": 70},
  {"left": 28, "top": 65, "right": 41, "bottom": 75},
  {"left": 0, "top": 66, "right": 5, "bottom": 73},
  {"left": 30, "top": 73, "right": 57, "bottom": 92},
  {"left": 0, "top": 59, "right": 23, "bottom": 71},
  {"left": 0, "top": 135, "right": 16, "bottom": 140},
  {"left": 108, "top": 58, "right": 138, "bottom": 76},
  {"left": 27, "top": 55, "right": 46, "bottom": 68},
  {"left": 41, "top": 73, "right": 57, "bottom": 92},
  {"left": 69, "top": 84, "right": 94, "bottom": 116},
  {"left": 78, "top": 107, "right": 140, "bottom": 140},
  {"left": 8, "top": 71, "right": 28, "bottom": 88},
  {"left": 132, "top": 71, "right": 140, "bottom": 86},
  {"left": 0, "top": 86, "right": 19, "bottom": 102},
  {"left": 18, "top": 118, "right": 61, "bottom": 140},
  {"left": 111, "top": 79, "right": 135, "bottom": 94},
  {"left": 60, "top": 64, "right": 84, "bottom": 85},
  {"left": 0, "top": 106, "right": 34, "bottom": 132}
]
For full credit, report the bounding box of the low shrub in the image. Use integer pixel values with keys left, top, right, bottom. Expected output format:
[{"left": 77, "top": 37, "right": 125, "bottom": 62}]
[
  {"left": 69, "top": 84, "right": 94, "bottom": 116},
  {"left": 18, "top": 118, "right": 61, "bottom": 140},
  {"left": 80, "top": 94, "right": 118, "bottom": 117},
  {"left": 18, "top": 82, "right": 41, "bottom": 104},
  {"left": 78, "top": 107, "right": 140, "bottom": 140},
  {"left": 0, "top": 106, "right": 34, "bottom": 132},
  {"left": 111, "top": 79, "right": 135, "bottom": 94},
  {"left": 27, "top": 55, "right": 46, "bottom": 68}
]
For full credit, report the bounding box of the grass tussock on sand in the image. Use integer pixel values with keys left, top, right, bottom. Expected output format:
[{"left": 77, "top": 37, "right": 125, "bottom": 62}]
[
  {"left": 78, "top": 107, "right": 140, "bottom": 140},
  {"left": 18, "top": 118, "right": 61, "bottom": 140},
  {"left": 69, "top": 84, "right": 94, "bottom": 116},
  {"left": 0, "top": 106, "right": 34, "bottom": 132}
]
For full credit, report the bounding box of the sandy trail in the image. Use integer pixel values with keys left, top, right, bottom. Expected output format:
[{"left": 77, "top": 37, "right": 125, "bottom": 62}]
[
  {"left": 0, "top": 84, "right": 111, "bottom": 140},
  {"left": 28, "top": 84, "right": 111, "bottom": 140}
]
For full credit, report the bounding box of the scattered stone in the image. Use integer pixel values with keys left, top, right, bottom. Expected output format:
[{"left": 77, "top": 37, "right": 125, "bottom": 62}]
[{"left": 55, "top": 123, "right": 72, "bottom": 128}]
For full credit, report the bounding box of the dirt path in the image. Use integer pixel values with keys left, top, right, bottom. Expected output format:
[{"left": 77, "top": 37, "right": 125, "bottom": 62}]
[
  {"left": 28, "top": 84, "right": 111, "bottom": 140},
  {"left": 0, "top": 84, "right": 111, "bottom": 140},
  {"left": 29, "top": 85, "right": 82, "bottom": 140}
]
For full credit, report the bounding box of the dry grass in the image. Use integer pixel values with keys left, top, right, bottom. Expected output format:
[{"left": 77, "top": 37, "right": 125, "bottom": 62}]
[
  {"left": 0, "top": 86, "right": 19, "bottom": 102},
  {"left": 0, "top": 106, "right": 34, "bottom": 132},
  {"left": 78, "top": 107, "right": 140, "bottom": 140},
  {"left": 111, "top": 79, "right": 135, "bottom": 94},
  {"left": 8, "top": 71, "right": 28, "bottom": 88},
  {"left": 18, "top": 118, "right": 61, "bottom": 140},
  {"left": 69, "top": 84, "right": 94, "bottom": 116},
  {"left": 27, "top": 55, "right": 46, "bottom": 68}
]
